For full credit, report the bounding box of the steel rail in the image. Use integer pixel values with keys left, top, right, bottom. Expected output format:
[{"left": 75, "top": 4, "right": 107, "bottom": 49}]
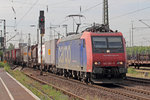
[
  {"left": 41, "top": 71, "right": 150, "bottom": 100},
  {"left": 24, "top": 69, "right": 150, "bottom": 100},
  {"left": 115, "top": 84, "right": 150, "bottom": 96},
  {"left": 92, "top": 84, "right": 150, "bottom": 100},
  {"left": 126, "top": 76, "right": 150, "bottom": 84},
  {"left": 24, "top": 73, "right": 85, "bottom": 100}
]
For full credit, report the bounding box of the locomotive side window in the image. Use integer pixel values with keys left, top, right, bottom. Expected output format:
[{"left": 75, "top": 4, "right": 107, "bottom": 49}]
[
  {"left": 92, "top": 37, "right": 107, "bottom": 48},
  {"left": 108, "top": 37, "right": 122, "bottom": 48}
]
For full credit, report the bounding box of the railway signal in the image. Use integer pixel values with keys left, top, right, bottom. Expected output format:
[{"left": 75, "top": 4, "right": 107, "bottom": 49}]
[
  {"left": 39, "top": 10, "right": 45, "bottom": 75},
  {"left": 39, "top": 11, "right": 45, "bottom": 34}
]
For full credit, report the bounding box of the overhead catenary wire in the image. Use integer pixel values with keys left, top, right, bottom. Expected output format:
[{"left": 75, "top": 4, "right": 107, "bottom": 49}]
[
  {"left": 12, "top": 1, "right": 103, "bottom": 29},
  {"left": 16, "top": 0, "right": 40, "bottom": 26},
  {"left": 14, "top": 0, "right": 72, "bottom": 32},
  {"left": 10, "top": 0, "right": 150, "bottom": 27},
  {"left": 25, "top": 1, "right": 150, "bottom": 47},
  {"left": 6, "top": 32, "right": 19, "bottom": 43},
  {"left": 13, "top": 0, "right": 71, "bottom": 7},
  {"left": 59, "top": 2, "right": 103, "bottom": 26},
  {"left": 80, "top": 2, "right": 103, "bottom": 13},
  {"left": 111, "top": 6, "right": 150, "bottom": 20}
]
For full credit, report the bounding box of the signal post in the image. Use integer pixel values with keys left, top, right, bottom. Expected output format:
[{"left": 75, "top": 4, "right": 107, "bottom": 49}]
[{"left": 39, "top": 11, "right": 45, "bottom": 75}]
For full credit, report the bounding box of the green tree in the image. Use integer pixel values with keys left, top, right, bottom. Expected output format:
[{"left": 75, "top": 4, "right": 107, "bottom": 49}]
[
  {"left": 0, "top": 51, "right": 3, "bottom": 56},
  {"left": 8, "top": 43, "right": 14, "bottom": 50}
]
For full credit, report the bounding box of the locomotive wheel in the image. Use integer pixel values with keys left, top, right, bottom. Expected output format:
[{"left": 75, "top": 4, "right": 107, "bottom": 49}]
[{"left": 81, "top": 78, "right": 88, "bottom": 83}]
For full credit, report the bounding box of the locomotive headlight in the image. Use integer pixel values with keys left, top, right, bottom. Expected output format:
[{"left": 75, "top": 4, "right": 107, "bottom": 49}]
[
  {"left": 94, "top": 62, "right": 101, "bottom": 65},
  {"left": 117, "top": 61, "right": 123, "bottom": 65},
  {"left": 94, "top": 62, "right": 98, "bottom": 65}
]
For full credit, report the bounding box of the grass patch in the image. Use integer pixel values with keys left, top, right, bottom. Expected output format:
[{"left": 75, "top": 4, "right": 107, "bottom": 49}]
[
  {"left": 127, "top": 67, "right": 150, "bottom": 79},
  {"left": 2, "top": 63, "right": 69, "bottom": 100},
  {"left": 128, "top": 67, "right": 138, "bottom": 74},
  {"left": 42, "top": 85, "right": 68, "bottom": 100}
]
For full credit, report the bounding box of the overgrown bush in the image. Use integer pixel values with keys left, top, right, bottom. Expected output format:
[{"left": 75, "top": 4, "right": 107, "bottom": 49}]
[
  {"left": 0, "top": 62, "right": 10, "bottom": 72},
  {"left": 0, "top": 62, "right": 5, "bottom": 68}
]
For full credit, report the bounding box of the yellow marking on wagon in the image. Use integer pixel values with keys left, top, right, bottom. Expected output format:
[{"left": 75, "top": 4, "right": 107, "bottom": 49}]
[
  {"left": 48, "top": 49, "right": 51, "bottom": 55},
  {"left": 24, "top": 52, "right": 27, "bottom": 55},
  {"left": 28, "top": 52, "right": 31, "bottom": 56}
]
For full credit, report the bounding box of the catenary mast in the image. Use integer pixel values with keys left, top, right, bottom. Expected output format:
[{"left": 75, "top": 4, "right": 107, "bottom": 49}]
[{"left": 103, "top": 0, "right": 109, "bottom": 32}]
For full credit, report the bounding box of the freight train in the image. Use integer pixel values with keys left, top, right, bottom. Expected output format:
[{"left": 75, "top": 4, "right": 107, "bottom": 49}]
[
  {"left": 128, "top": 53, "right": 150, "bottom": 69},
  {"left": 5, "top": 25, "right": 127, "bottom": 83}
]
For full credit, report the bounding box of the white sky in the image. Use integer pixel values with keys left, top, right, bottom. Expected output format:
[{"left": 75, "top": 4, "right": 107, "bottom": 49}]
[{"left": 0, "top": 0, "right": 150, "bottom": 47}]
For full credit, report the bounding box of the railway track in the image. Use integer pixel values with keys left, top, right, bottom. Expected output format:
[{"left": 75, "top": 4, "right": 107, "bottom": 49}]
[
  {"left": 126, "top": 76, "right": 150, "bottom": 84},
  {"left": 22, "top": 68, "right": 150, "bottom": 100},
  {"left": 92, "top": 84, "right": 150, "bottom": 100},
  {"left": 47, "top": 73, "right": 150, "bottom": 100},
  {"left": 24, "top": 73, "right": 85, "bottom": 100},
  {"left": 116, "top": 84, "right": 150, "bottom": 96}
]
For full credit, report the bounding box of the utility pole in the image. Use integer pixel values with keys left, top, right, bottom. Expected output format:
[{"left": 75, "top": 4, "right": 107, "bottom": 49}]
[
  {"left": 103, "top": 0, "right": 109, "bottom": 31},
  {"left": 0, "top": 19, "right": 6, "bottom": 60},
  {"left": 28, "top": 33, "right": 31, "bottom": 48},
  {"left": 30, "top": 25, "right": 39, "bottom": 44},
  {"left": 73, "top": 18, "right": 75, "bottom": 32},
  {"left": 131, "top": 21, "right": 134, "bottom": 47},
  {"left": 49, "top": 25, "right": 60, "bottom": 39},
  {"left": 4, "top": 20, "right": 6, "bottom": 53},
  {"left": 129, "top": 29, "right": 132, "bottom": 47},
  {"left": 0, "top": 30, "right": 2, "bottom": 37},
  {"left": 0, "top": 30, "right": 2, "bottom": 61},
  {"left": 28, "top": 33, "right": 31, "bottom": 67},
  {"left": 37, "top": 28, "right": 39, "bottom": 44},
  {"left": 0, "top": 30, "right": 2, "bottom": 38},
  {"left": 0, "top": 30, "right": 2, "bottom": 52},
  {"left": 49, "top": 26, "right": 52, "bottom": 40}
]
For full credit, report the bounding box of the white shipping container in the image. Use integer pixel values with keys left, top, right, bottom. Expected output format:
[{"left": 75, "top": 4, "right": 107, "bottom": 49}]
[
  {"left": 23, "top": 46, "right": 28, "bottom": 62},
  {"left": 38, "top": 44, "right": 45, "bottom": 63},
  {"left": 45, "top": 39, "right": 57, "bottom": 65}
]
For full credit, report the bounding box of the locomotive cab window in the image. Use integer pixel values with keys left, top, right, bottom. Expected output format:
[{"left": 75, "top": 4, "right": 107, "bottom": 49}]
[
  {"left": 92, "top": 37, "right": 107, "bottom": 48},
  {"left": 108, "top": 37, "right": 122, "bottom": 48},
  {"left": 92, "top": 36, "right": 124, "bottom": 53}
]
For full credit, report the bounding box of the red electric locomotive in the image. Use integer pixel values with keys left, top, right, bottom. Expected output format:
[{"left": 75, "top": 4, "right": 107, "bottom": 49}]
[
  {"left": 57, "top": 24, "right": 127, "bottom": 83},
  {"left": 81, "top": 26, "right": 127, "bottom": 83}
]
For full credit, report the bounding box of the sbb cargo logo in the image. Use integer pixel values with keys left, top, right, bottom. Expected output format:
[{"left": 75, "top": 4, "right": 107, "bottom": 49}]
[{"left": 58, "top": 45, "right": 71, "bottom": 64}]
